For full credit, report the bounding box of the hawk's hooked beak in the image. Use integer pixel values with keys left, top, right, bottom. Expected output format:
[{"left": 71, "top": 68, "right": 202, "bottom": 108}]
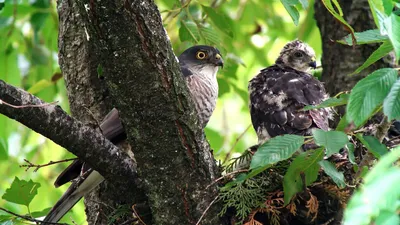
[{"left": 214, "top": 53, "right": 224, "bottom": 68}]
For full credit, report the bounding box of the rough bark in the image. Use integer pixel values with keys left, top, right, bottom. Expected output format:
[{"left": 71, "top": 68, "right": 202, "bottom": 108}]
[
  {"left": 58, "top": 0, "right": 222, "bottom": 224},
  {"left": 314, "top": 0, "right": 395, "bottom": 96}
]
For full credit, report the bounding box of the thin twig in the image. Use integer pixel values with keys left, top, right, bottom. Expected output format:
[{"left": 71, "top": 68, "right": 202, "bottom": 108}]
[
  {"left": 223, "top": 124, "right": 251, "bottom": 164},
  {"left": 195, "top": 196, "right": 219, "bottom": 225},
  {"left": 0, "top": 207, "right": 68, "bottom": 225},
  {"left": 132, "top": 204, "right": 146, "bottom": 225},
  {"left": 0, "top": 98, "right": 58, "bottom": 109},
  {"left": 205, "top": 169, "right": 249, "bottom": 189},
  {"left": 20, "top": 158, "right": 78, "bottom": 172}
]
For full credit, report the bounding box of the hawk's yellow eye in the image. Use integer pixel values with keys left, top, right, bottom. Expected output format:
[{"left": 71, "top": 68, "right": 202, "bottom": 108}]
[{"left": 196, "top": 51, "right": 207, "bottom": 59}]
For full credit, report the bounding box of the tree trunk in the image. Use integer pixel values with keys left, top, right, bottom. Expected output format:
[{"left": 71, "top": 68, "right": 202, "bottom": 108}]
[
  {"left": 57, "top": 0, "right": 222, "bottom": 224},
  {"left": 314, "top": 0, "right": 395, "bottom": 96}
]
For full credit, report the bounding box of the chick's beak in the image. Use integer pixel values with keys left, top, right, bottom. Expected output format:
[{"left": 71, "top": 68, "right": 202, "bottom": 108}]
[
  {"left": 309, "top": 56, "right": 317, "bottom": 69},
  {"left": 309, "top": 61, "right": 317, "bottom": 69},
  {"left": 214, "top": 53, "right": 224, "bottom": 68}
]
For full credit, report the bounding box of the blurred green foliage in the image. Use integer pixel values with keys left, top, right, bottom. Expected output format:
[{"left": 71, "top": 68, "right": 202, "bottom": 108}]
[{"left": 7, "top": 0, "right": 395, "bottom": 224}]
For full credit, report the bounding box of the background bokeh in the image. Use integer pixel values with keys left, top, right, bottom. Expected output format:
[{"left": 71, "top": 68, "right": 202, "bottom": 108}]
[{"left": 0, "top": 0, "right": 322, "bottom": 223}]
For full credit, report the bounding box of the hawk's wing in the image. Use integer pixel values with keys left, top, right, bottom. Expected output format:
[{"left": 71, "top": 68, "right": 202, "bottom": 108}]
[
  {"left": 249, "top": 65, "right": 329, "bottom": 143},
  {"left": 44, "top": 108, "right": 125, "bottom": 223}
]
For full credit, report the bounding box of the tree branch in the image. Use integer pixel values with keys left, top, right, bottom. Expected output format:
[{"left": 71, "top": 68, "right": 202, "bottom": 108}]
[{"left": 0, "top": 79, "right": 137, "bottom": 181}]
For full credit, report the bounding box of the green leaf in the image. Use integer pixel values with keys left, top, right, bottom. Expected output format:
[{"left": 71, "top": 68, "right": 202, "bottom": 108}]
[
  {"left": 365, "top": 145, "right": 400, "bottom": 183},
  {"left": 2, "top": 177, "right": 41, "bottom": 207},
  {"left": 250, "top": 134, "right": 304, "bottom": 170},
  {"left": 321, "top": 0, "right": 355, "bottom": 45},
  {"left": 27, "top": 79, "right": 53, "bottom": 94},
  {"left": 217, "top": 78, "right": 231, "bottom": 97},
  {"left": 338, "top": 29, "right": 389, "bottom": 45},
  {"left": 384, "top": 78, "right": 400, "bottom": 120},
  {"left": 351, "top": 41, "right": 393, "bottom": 75},
  {"left": 346, "top": 143, "right": 356, "bottom": 164},
  {"left": 30, "top": 12, "right": 49, "bottom": 32},
  {"left": 298, "top": 0, "right": 309, "bottom": 9},
  {"left": 202, "top": 5, "right": 234, "bottom": 38},
  {"left": 375, "top": 211, "right": 400, "bottom": 225},
  {"left": 336, "top": 114, "right": 349, "bottom": 132},
  {"left": 0, "top": 2, "right": 4, "bottom": 11},
  {"left": 343, "top": 168, "right": 400, "bottom": 225},
  {"left": 179, "top": 21, "right": 221, "bottom": 45},
  {"left": 0, "top": 138, "right": 7, "bottom": 161},
  {"left": 0, "top": 211, "right": 13, "bottom": 222},
  {"left": 319, "top": 160, "right": 346, "bottom": 188},
  {"left": 356, "top": 134, "right": 388, "bottom": 158},
  {"left": 368, "top": 0, "right": 387, "bottom": 31},
  {"left": 0, "top": 220, "right": 14, "bottom": 225},
  {"left": 312, "top": 129, "right": 349, "bottom": 156},
  {"left": 385, "top": 13, "right": 400, "bottom": 59},
  {"left": 280, "top": 0, "right": 300, "bottom": 26},
  {"left": 303, "top": 94, "right": 348, "bottom": 110},
  {"left": 283, "top": 148, "right": 324, "bottom": 205},
  {"left": 179, "top": 21, "right": 200, "bottom": 43},
  {"left": 347, "top": 68, "right": 398, "bottom": 127},
  {"left": 29, "top": 207, "right": 51, "bottom": 218},
  {"left": 31, "top": 44, "right": 50, "bottom": 65}
]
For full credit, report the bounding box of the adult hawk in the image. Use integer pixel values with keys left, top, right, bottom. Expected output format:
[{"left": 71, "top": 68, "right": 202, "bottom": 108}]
[
  {"left": 43, "top": 45, "right": 223, "bottom": 223},
  {"left": 249, "top": 40, "right": 330, "bottom": 144}
]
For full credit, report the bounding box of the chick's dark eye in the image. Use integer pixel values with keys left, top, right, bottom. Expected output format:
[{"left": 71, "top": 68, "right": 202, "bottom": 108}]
[
  {"left": 294, "top": 51, "right": 303, "bottom": 58},
  {"left": 196, "top": 51, "right": 207, "bottom": 59}
]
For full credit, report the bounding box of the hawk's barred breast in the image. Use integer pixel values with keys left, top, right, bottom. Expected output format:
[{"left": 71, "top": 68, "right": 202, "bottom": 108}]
[
  {"left": 249, "top": 65, "right": 330, "bottom": 143},
  {"left": 185, "top": 72, "right": 218, "bottom": 128}
]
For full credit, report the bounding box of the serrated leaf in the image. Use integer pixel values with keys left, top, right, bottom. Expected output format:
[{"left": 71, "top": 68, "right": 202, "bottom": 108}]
[
  {"left": 202, "top": 5, "right": 234, "bottom": 38},
  {"left": 319, "top": 160, "right": 346, "bottom": 188},
  {"left": 321, "top": 0, "right": 355, "bottom": 45},
  {"left": 303, "top": 94, "right": 348, "bottom": 110},
  {"left": 356, "top": 134, "right": 388, "bottom": 158},
  {"left": 250, "top": 135, "right": 304, "bottom": 170},
  {"left": 312, "top": 129, "right": 349, "bottom": 156},
  {"left": 283, "top": 148, "right": 324, "bottom": 205},
  {"left": 179, "top": 21, "right": 199, "bottom": 43},
  {"left": 338, "top": 29, "right": 389, "bottom": 45},
  {"left": 385, "top": 13, "right": 400, "bottom": 60},
  {"left": 351, "top": 41, "right": 393, "bottom": 75},
  {"left": 2, "top": 177, "right": 41, "bottom": 207},
  {"left": 280, "top": 0, "right": 300, "bottom": 26},
  {"left": 27, "top": 79, "right": 53, "bottom": 94},
  {"left": 384, "top": 78, "right": 400, "bottom": 120},
  {"left": 347, "top": 68, "right": 398, "bottom": 127},
  {"left": 199, "top": 25, "right": 222, "bottom": 45}
]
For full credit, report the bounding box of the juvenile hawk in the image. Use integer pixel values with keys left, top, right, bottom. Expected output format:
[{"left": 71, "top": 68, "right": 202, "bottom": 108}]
[
  {"left": 43, "top": 45, "right": 223, "bottom": 223},
  {"left": 249, "top": 40, "right": 330, "bottom": 144}
]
